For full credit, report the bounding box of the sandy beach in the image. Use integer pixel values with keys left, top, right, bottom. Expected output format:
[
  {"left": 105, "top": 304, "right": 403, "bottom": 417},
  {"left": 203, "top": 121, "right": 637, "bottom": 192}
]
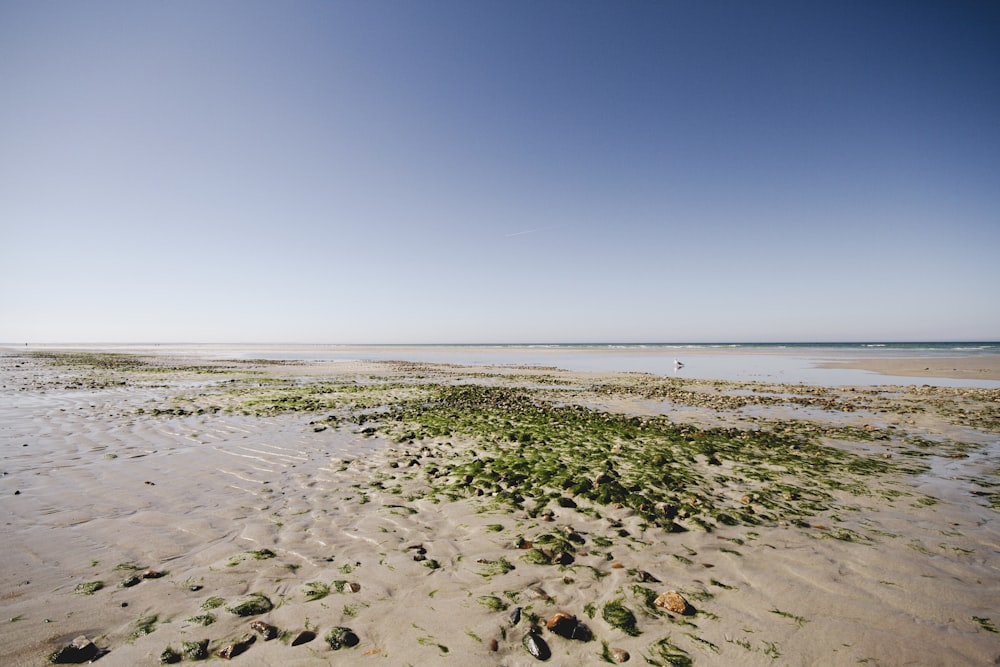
[{"left": 1, "top": 348, "right": 998, "bottom": 666}]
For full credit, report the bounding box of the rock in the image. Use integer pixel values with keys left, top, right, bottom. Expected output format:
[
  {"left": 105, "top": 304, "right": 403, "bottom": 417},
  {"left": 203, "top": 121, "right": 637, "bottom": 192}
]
[
  {"left": 546, "top": 612, "right": 592, "bottom": 641},
  {"left": 217, "top": 634, "right": 255, "bottom": 659},
  {"left": 545, "top": 611, "right": 574, "bottom": 631},
  {"left": 121, "top": 573, "right": 142, "bottom": 587},
  {"left": 142, "top": 569, "right": 165, "bottom": 579},
  {"left": 489, "top": 638, "right": 499, "bottom": 651},
  {"left": 610, "top": 646, "right": 630, "bottom": 662},
  {"left": 654, "top": 590, "right": 693, "bottom": 615},
  {"left": 48, "top": 636, "right": 99, "bottom": 663},
  {"left": 181, "top": 640, "right": 208, "bottom": 660},
  {"left": 508, "top": 606, "right": 522, "bottom": 626},
  {"left": 159, "top": 646, "right": 181, "bottom": 664},
  {"left": 522, "top": 631, "right": 551, "bottom": 660},
  {"left": 325, "top": 626, "right": 359, "bottom": 650},
  {"left": 227, "top": 593, "right": 273, "bottom": 616},
  {"left": 552, "top": 551, "right": 574, "bottom": 565},
  {"left": 250, "top": 620, "right": 278, "bottom": 640},
  {"left": 291, "top": 630, "right": 316, "bottom": 646},
  {"left": 636, "top": 570, "right": 660, "bottom": 583}
]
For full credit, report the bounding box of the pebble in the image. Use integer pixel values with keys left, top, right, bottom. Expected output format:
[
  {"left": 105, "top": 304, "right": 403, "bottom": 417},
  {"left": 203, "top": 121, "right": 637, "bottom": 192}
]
[
  {"left": 291, "top": 630, "right": 316, "bottom": 646},
  {"left": 610, "top": 647, "right": 630, "bottom": 662},
  {"left": 217, "top": 634, "right": 255, "bottom": 659},
  {"left": 250, "top": 620, "right": 279, "bottom": 640},
  {"left": 522, "top": 631, "right": 551, "bottom": 660}
]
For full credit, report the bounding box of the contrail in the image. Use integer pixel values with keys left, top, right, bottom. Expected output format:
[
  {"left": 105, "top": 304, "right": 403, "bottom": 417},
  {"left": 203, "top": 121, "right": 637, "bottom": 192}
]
[{"left": 504, "top": 227, "right": 546, "bottom": 237}]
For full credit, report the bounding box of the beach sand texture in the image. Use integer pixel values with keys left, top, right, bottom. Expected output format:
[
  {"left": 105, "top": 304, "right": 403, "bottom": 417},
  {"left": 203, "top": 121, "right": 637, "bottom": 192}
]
[{"left": 1, "top": 350, "right": 998, "bottom": 665}]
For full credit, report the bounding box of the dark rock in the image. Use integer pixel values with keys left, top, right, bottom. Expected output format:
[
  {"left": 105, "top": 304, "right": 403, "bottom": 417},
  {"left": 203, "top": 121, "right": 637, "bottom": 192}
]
[
  {"left": 48, "top": 636, "right": 98, "bottom": 664},
  {"left": 522, "top": 631, "right": 551, "bottom": 660},
  {"left": 325, "top": 626, "right": 359, "bottom": 650},
  {"left": 291, "top": 630, "right": 316, "bottom": 646}
]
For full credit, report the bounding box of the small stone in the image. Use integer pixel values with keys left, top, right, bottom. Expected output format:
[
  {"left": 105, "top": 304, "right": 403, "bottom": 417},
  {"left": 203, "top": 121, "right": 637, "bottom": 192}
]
[
  {"left": 552, "top": 551, "right": 574, "bottom": 565},
  {"left": 489, "top": 638, "right": 499, "bottom": 651},
  {"left": 636, "top": 570, "right": 660, "bottom": 583},
  {"left": 142, "top": 569, "right": 164, "bottom": 579},
  {"left": 250, "top": 620, "right": 279, "bottom": 640},
  {"left": 654, "top": 590, "right": 693, "bottom": 615},
  {"left": 325, "top": 626, "right": 359, "bottom": 650},
  {"left": 121, "top": 574, "right": 142, "bottom": 587},
  {"left": 291, "top": 630, "right": 316, "bottom": 646},
  {"left": 545, "top": 611, "right": 592, "bottom": 641},
  {"left": 522, "top": 631, "right": 551, "bottom": 660},
  {"left": 545, "top": 611, "right": 574, "bottom": 631},
  {"left": 217, "top": 635, "right": 254, "bottom": 660},
  {"left": 610, "top": 646, "right": 630, "bottom": 662}
]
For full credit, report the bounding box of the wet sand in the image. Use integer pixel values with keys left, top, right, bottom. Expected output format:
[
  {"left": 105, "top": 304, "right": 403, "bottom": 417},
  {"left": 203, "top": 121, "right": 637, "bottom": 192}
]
[
  {"left": 1, "top": 349, "right": 998, "bottom": 665},
  {"left": 819, "top": 355, "right": 1000, "bottom": 381}
]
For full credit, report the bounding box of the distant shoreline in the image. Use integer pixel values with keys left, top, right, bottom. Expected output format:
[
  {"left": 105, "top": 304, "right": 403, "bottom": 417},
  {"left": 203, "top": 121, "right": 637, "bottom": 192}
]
[{"left": 5, "top": 342, "right": 1000, "bottom": 386}]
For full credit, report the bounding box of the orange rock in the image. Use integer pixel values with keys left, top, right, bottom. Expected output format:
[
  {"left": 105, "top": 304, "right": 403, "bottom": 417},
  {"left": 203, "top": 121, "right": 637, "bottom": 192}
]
[{"left": 654, "top": 590, "right": 692, "bottom": 615}]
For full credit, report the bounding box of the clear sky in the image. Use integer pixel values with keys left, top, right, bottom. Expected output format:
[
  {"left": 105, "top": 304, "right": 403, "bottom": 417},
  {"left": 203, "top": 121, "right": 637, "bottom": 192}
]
[{"left": 2, "top": 1, "right": 998, "bottom": 344}]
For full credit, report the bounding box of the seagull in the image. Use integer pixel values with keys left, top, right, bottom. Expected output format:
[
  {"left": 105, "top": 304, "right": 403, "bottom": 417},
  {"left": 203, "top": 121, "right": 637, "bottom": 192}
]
[{"left": 674, "top": 358, "right": 684, "bottom": 368}]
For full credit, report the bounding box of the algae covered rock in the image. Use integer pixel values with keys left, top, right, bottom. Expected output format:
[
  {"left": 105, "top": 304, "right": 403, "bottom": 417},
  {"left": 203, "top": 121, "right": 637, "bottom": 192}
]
[
  {"left": 325, "top": 626, "right": 359, "bottom": 650},
  {"left": 227, "top": 593, "right": 273, "bottom": 616}
]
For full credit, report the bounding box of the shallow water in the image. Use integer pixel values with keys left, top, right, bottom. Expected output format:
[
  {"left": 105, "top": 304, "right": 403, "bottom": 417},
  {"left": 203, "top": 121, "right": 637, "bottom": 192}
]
[{"left": 216, "top": 346, "right": 1000, "bottom": 388}]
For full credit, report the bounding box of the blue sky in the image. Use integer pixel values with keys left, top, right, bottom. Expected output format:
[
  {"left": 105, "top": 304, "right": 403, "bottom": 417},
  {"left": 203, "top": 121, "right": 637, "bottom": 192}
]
[{"left": 2, "top": 1, "right": 998, "bottom": 343}]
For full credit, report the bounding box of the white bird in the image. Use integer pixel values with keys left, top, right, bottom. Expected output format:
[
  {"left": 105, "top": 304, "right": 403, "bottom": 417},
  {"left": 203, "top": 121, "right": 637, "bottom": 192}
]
[{"left": 674, "top": 358, "right": 684, "bottom": 368}]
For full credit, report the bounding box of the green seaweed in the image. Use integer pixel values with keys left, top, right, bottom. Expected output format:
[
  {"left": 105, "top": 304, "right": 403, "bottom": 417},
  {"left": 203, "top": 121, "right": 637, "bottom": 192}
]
[
  {"left": 129, "top": 615, "right": 158, "bottom": 641},
  {"left": 303, "top": 581, "right": 331, "bottom": 602},
  {"left": 769, "top": 607, "right": 808, "bottom": 626},
  {"left": 644, "top": 636, "right": 692, "bottom": 666},
  {"left": 74, "top": 581, "right": 103, "bottom": 595},
  {"left": 602, "top": 598, "right": 640, "bottom": 636},
  {"left": 973, "top": 616, "right": 997, "bottom": 633},
  {"left": 477, "top": 595, "right": 509, "bottom": 612}
]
